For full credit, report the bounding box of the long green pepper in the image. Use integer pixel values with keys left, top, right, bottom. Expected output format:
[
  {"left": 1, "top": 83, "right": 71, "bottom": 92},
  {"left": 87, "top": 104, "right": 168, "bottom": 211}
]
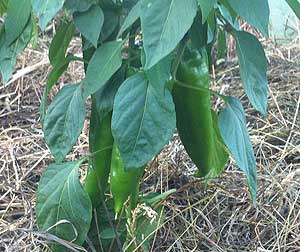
[
  {"left": 110, "top": 144, "right": 144, "bottom": 214},
  {"left": 85, "top": 109, "right": 114, "bottom": 207},
  {"left": 82, "top": 39, "right": 114, "bottom": 207},
  {"left": 173, "top": 47, "right": 228, "bottom": 177}
]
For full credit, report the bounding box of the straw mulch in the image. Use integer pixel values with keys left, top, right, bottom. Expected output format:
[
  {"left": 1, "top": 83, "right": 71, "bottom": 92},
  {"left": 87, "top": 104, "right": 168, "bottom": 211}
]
[{"left": 0, "top": 37, "right": 299, "bottom": 252}]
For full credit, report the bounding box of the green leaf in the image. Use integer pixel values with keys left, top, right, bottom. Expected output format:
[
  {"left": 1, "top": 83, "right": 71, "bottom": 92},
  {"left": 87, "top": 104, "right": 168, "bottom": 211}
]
[
  {"left": 92, "top": 66, "right": 126, "bottom": 118},
  {"left": 207, "top": 9, "right": 217, "bottom": 44},
  {"left": 141, "top": 0, "right": 197, "bottom": 69},
  {"left": 286, "top": 0, "right": 300, "bottom": 19},
  {"left": 112, "top": 59, "right": 176, "bottom": 169},
  {"left": 218, "top": 97, "right": 257, "bottom": 204},
  {"left": 84, "top": 200, "right": 127, "bottom": 251},
  {"left": 197, "top": 0, "right": 217, "bottom": 23},
  {"left": 189, "top": 12, "right": 208, "bottom": 50},
  {"left": 31, "top": 0, "right": 65, "bottom": 31},
  {"left": 36, "top": 160, "right": 92, "bottom": 251},
  {"left": 0, "top": 18, "right": 32, "bottom": 85},
  {"left": 0, "top": 0, "right": 8, "bottom": 15},
  {"left": 84, "top": 41, "right": 123, "bottom": 97},
  {"left": 73, "top": 5, "right": 104, "bottom": 48},
  {"left": 30, "top": 17, "right": 39, "bottom": 48},
  {"left": 128, "top": 206, "right": 165, "bottom": 251},
  {"left": 142, "top": 189, "right": 176, "bottom": 206},
  {"left": 227, "top": 0, "right": 269, "bottom": 36},
  {"left": 44, "top": 84, "right": 86, "bottom": 162},
  {"left": 64, "top": 0, "right": 97, "bottom": 13},
  {"left": 100, "top": 7, "right": 120, "bottom": 42},
  {"left": 118, "top": 0, "right": 142, "bottom": 37},
  {"left": 49, "top": 21, "right": 75, "bottom": 66},
  {"left": 123, "top": 0, "right": 139, "bottom": 10},
  {"left": 234, "top": 30, "right": 268, "bottom": 115},
  {"left": 5, "top": 0, "right": 31, "bottom": 45},
  {"left": 40, "top": 56, "right": 72, "bottom": 125},
  {"left": 208, "top": 110, "right": 229, "bottom": 177},
  {"left": 218, "top": 0, "right": 239, "bottom": 29},
  {"left": 100, "top": 228, "right": 120, "bottom": 240}
]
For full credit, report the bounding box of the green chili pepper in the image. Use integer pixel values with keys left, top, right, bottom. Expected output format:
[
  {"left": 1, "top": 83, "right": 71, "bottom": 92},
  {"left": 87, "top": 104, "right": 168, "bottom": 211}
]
[
  {"left": 173, "top": 47, "right": 228, "bottom": 177},
  {"left": 110, "top": 144, "right": 144, "bottom": 214},
  {"left": 84, "top": 68, "right": 126, "bottom": 207},
  {"left": 82, "top": 37, "right": 125, "bottom": 208},
  {"left": 84, "top": 109, "right": 114, "bottom": 207}
]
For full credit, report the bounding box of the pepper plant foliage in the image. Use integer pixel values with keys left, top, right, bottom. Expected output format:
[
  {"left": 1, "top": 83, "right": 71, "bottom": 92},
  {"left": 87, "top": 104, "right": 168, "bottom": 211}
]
[{"left": 1, "top": 0, "right": 299, "bottom": 251}]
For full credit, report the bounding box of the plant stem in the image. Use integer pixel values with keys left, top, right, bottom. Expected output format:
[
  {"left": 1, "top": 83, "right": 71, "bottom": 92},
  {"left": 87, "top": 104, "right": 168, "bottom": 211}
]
[
  {"left": 172, "top": 37, "right": 188, "bottom": 79},
  {"left": 176, "top": 80, "right": 228, "bottom": 102}
]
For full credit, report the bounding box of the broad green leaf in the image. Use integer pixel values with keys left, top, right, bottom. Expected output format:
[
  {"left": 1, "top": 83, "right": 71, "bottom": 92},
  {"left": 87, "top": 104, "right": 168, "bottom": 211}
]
[
  {"left": 100, "top": 8, "right": 120, "bottom": 41},
  {"left": 36, "top": 160, "right": 92, "bottom": 251},
  {"left": 286, "top": 0, "right": 300, "bottom": 19},
  {"left": 73, "top": 5, "right": 104, "bottom": 48},
  {"left": 112, "top": 59, "right": 176, "bottom": 169},
  {"left": 30, "top": 17, "right": 39, "bottom": 48},
  {"left": 218, "top": 97, "right": 257, "bottom": 204},
  {"left": 126, "top": 206, "right": 165, "bottom": 251},
  {"left": 142, "top": 189, "right": 176, "bottom": 206},
  {"left": 118, "top": 0, "right": 142, "bottom": 37},
  {"left": 0, "top": 0, "right": 8, "bottom": 15},
  {"left": 92, "top": 66, "right": 125, "bottom": 118},
  {"left": 218, "top": 0, "right": 239, "bottom": 29},
  {"left": 31, "top": 0, "right": 65, "bottom": 31},
  {"left": 207, "top": 9, "right": 217, "bottom": 44},
  {"left": 5, "top": 0, "right": 31, "bottom": 45},
  {"left": 234, "top": 30, "right": 268, "bottom": 115},
  {"left": 49, "top": 21, "right": 75, "bottom": 66},
  {"left": 141, "top": 0, "right": 197, "bottom": 69},
  {"left": 197, "top": 0, "right": 217, "bottom": 23},
  {"left": 227, "top": 0, "right": 270, "bottom": 36},
  {"left": 84, "top": 41, "right": 123, "bottom": 97},
  {"left": 82, "top": 36, "right": 96, "bottom": 70},
  {"left": 123, "top": 0, "right": 139, "bottom": 11},
  {"left": 0, "top": 18, "right": 32, "bottom": 85},
  {"left": 40, "top": 56, "right": 72, "bottom": 125},
  {"left": 189, "top": 12, "right": 208, "bottom": 50},
  {"left": 100, "top": 228, "right": 120, "bottom": 240},
  {"left": 64, "top": 0, "right": 97, "bottom": 13},
  {"left": 84, "top": 199, "right": 127, "bottom": 251},
  {"left": 44, "top": 84, "right": 86, "bottom": 162},
  {"left": 208, "top": 110, "right": 229, "bottom": 177}
]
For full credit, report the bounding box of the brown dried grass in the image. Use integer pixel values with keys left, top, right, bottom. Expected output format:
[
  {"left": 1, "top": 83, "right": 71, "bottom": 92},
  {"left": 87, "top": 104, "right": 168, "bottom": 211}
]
[{"left": 0, "top": 36, "right": 299, "bottom": 251}]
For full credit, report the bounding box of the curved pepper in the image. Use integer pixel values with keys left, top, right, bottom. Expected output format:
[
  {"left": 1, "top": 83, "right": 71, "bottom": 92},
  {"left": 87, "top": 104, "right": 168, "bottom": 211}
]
[
  {"left": 85, "top": 109, "right": 114, "bottom": 207},
  {"left": 110, "top": 144, "right": 144, "bottom": 214},
  {"left": 84, "top": 68, "right": 126, "bottom": 207},
  {"left": 173, "top": 47, "right": 228, "bottom": 177},
  {"left": 82, "top": 37, "right": 114, "bottom": 207}
]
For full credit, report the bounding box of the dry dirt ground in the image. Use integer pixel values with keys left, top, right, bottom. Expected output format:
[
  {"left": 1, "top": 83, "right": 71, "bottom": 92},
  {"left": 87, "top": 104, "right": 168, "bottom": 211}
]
[{"left": 0, "top": 37, "right": 299, "bottom": 252}]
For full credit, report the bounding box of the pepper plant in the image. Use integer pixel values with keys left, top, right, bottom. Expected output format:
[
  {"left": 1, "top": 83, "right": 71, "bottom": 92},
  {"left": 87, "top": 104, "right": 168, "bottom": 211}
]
[{"left": 1, "top": 0, "right": 300, "bottom": 251}]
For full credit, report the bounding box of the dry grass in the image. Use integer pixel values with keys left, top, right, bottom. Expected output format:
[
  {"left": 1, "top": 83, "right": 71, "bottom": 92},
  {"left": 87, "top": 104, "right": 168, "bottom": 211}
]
[{"left": 0, "top": 37, "right": 299, "bottom": 252}]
